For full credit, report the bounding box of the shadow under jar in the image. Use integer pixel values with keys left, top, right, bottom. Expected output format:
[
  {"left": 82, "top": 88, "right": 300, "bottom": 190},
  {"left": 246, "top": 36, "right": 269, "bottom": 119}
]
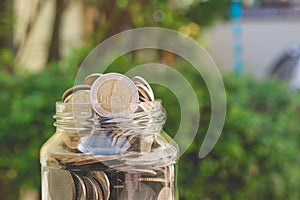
[{"left": 40, "top": 101, "right": 178, "bottom": 200}]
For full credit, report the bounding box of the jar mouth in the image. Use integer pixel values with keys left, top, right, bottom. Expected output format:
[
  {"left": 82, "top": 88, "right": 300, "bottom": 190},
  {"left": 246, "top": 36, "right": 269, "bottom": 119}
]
[
  {"left": 55, "top": 99, "right": 162, "bottom": 114},
  {"left": 54, "top": 100, "right": 166, "bottom": 134},
  {"left": 50, "top": 100, "right": 176, "bottom": 166},
  {"left": 56, "top": 99, "right": 162, "bottom": 105}
]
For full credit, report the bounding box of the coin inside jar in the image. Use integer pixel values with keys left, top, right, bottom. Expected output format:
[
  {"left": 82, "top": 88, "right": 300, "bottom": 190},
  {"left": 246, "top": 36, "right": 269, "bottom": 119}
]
[
  {"left": 47, "top": 168, "right": 76, "bottom": 200},
  {"left": 83, "top": 176, "right": 102, "bottom": 200},
  {"left": 118, "top": 182, "right": 155, "bottom": 200},
  {"left": 157, "top": 187, "right": 172, "bottom": 200},
  {"left": 90, "top": 171, "right": 110, "bottom": 200},
  {"left": 72, "top": 173, "right": 87, "bottom": 200},
  {"left": 90, "top": 73, "right": 139, "bottom": 117}
]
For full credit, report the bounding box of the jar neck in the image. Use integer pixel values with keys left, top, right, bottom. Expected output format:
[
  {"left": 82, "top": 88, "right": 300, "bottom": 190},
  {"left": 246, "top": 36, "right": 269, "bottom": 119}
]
[{"left": 54, "top": 101, "right": 166, "bottom": 136}]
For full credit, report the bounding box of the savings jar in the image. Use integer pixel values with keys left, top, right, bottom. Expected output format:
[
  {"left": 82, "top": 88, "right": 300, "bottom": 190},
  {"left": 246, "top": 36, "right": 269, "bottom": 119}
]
[{"left": 40, "top": 73, "right": 179, "bottom": 200}]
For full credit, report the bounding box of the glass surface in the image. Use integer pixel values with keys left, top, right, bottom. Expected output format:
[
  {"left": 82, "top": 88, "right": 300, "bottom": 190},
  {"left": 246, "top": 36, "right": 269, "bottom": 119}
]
[{"left": 40, "top": 101, "right": 178, "bottom": 200}]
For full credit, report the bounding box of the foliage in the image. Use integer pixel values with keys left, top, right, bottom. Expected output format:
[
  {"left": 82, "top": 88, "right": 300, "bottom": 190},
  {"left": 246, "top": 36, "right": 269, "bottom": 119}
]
[
  {"left": 0, "top": 54, "right": 75, "bottom": 198},
  {"left": 1, "top": 49, "right": 300, "bottom": 199},
  {"left": 0, "top": 0, "right": 13, "bottom": 48},
  {"left": 185, "top": 0, "right": 230, "bottom": 27},
  {"left": 178, "top": 75, "right": 300, "bottom": 200}
]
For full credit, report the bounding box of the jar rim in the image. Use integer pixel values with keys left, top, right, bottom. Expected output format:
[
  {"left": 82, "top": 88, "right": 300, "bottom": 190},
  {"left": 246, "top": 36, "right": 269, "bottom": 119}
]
[
  {"left": 55, "top": 99, "right": 162, "bottom": 106},
  {"left": 55, "top": 99, "right": 163, "bottom": 116}
]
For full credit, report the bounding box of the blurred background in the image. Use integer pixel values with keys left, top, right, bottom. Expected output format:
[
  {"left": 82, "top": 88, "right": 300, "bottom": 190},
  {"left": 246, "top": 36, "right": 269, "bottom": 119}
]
[{"left": 1, "top": 0, "right": 300, "bottom": 199}]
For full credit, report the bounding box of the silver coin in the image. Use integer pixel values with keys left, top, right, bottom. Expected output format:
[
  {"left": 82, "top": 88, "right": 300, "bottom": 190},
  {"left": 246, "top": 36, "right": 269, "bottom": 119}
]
[
  {"left": 90, "top": 171, "right": 110, "bottom": 200},
  {"left": 140, "top": 136, "right": 154, "bottom": 154},
  {"left": 72, "top": 173, "right": 87, "bottom": 200},
  {"left": 66, "top": 90, "right": 93, "bottom": 119},
  {"left": 65, "top": 90, "right": 91, "bottom": 104},
  {"left": 157, "top": 187, "right": 172, "bottom": 200},
  {"left": 135, "top": 82, "right": 154, "bottom": 102},
  {"left": 132, "top": 76, "right": 154, "bottom": 101},
  {"left": 136, "top": 84, "right": 153, "bottom": 102},
  {"left": 83, "top": 73, "right": 103, "bottom": 86},
  {"left": 118, "top": 182, "right": 155, "bottom": 200},
  {"left": 83, "top": 176, "right": 103, "bottom": 200},
  {"left": 62, "top": 85, "right": 91, "bottom": 103},
  {"left": 90, "top": 73, "right": 139, "bottom": 117},
  {"left": 132, "top": 76, "right": 152, "bottom": 91},
  {"left": 91, "top": 177, "right": 105, "bottom": 200},
  {"left": 47, "top": 168, "right": 75, "bottom": 200}
]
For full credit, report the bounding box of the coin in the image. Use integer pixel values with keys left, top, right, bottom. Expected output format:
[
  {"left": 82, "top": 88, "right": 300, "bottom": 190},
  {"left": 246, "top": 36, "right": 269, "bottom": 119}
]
[
  {"left": 64, "top": 89, "right": 93, "bottom": 119},
  {"left": 83, "top": 73, "right": 103, "bottom": 86},
  {"left": 132, "top": 76, "right": 152, "bottom": 91},
  {"left": 65, "top": 90, "right": 91, "bottom": 104},
  {"left": 47, "top": 168, "right": 75, "bottom": 200},
  {"left": 140, "top": 136, "right": 154, "bottom": 154},
  {"left": 90, "top": 171, "right": 110, "bottom": 200},
  {"left": 90, "top": 73, "right": 139, "bottom": 117},
  {"left": 118, "top": 182, "right": 155, "bottom": 200},
  {"left": 157, "top": 187, "right": 172, "bottom": 200},
  {"left": 83, "top": 176, "right": 102, "bottom": 200},
  {"left": 135, "top": 82, "right": 154, "bottom": 102},
  {"left": 132, "top": 76, "right": 154, "bottom": 101},
  {"left": 62, "top": 85, "right": 91, "bottom": 103},
  {"left": 91, "top": 177, "right": 105, "bottom": 200},
  {"left": 72, "top": 173, "right": 87, "bottom": 200}
]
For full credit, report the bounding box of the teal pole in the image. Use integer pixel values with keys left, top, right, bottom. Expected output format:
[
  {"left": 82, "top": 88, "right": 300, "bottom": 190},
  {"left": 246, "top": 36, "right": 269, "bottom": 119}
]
[{"left": 230, "top": 0, "right": 243, "bottom": 75}]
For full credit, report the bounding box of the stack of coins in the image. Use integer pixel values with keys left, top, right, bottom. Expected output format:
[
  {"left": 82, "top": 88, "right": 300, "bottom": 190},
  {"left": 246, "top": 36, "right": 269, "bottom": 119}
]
[
  {"left": 61, "top": 73, "right": 157, "bottom": 154},
  {"left": 43, "top": 72, "right": 175, "bottom": 200}
]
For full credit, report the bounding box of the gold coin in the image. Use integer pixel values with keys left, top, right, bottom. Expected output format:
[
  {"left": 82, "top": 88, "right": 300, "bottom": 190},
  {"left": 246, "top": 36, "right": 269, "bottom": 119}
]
[{"left": 90, "top": 73, "right": 139, "bottom": 117}]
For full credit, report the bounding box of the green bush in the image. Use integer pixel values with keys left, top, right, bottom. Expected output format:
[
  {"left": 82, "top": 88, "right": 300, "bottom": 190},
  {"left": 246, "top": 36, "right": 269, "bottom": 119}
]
[
  {"left": 178, "top": 75, "right": 300, "bottom": 200},
  {"left": 1, "top": 51, "right": 300, "bottom": 199},
  {"left": 0, "top": 57, "right": 75, "bottom": 198}
]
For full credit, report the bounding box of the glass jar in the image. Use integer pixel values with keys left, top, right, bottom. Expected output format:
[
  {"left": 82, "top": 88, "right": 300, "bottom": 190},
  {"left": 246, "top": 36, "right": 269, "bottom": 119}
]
[{"left": 40, "top": 101, "right": 178, "bottom": 200}]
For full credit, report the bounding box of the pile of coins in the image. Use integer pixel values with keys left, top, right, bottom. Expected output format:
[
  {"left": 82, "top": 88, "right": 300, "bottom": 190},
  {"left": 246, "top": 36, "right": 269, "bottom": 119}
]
[
  {"left": 62, "top": 73, "right": 154, "bottom": 116},
  {"left": 42, "top": 73, "right": 176, "bottom": 200},
  {"left": 60, "top": 72, "right": 159, "bottom": 156}
]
